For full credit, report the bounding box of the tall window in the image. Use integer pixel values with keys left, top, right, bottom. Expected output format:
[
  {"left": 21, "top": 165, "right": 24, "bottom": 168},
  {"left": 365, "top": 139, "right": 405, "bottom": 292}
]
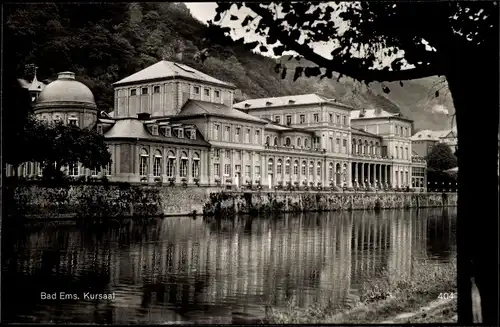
[
  {"left": 268, "top": 159, "right": 274, "bottom": 174},
  {"left": 245, "top": 128, "right": 250, "bottom": 143},
  {"left": 343, "top": 139, "right": 347, "bottom": 152},
  {"left": 301, "top": 161, "right": 307, "bottom": 175},
  {"left": 352, "top": 140, "right": 356, "bottom": 154},
  {"left": 153, "top": 150, "right": 162, "bottom": 177},
  {"left": 266, "top": 135, "right": 270, "bottom": 145},
  {"left": 69, "top": 162, "right": 79, "bottom": 176},
  {"left": 180, "top": 152, "right": 188, "bottom": 178},
  {"left": 224, "top": 164, "right": 231, "bottom": 176},
  {"left": 300, "top": 114, "right": 306, "bottom": 124},
  {"left": 237, "top": 150, "right": 242, "bottom": 160},
  {"left": 225, "top": 149, "right": 231, "bottom": 159},
  {"left": 194, "top": 86, "right": 200, "bottom": 94},
  {"left": 214, "top": 124, "right": 220, "bottom": 140},
  {"left": 405, "top": 147, "right": 409, "bottom": 159},
  {"left": 297, "top": 137, "right": 302, "bottom": 147},
  {"left": 245, "top": 165, "right": 251, "bottom": 178},
  {"left": 142, "top": 87, "right": 148, "bottom": 95},
  {"left": 204, "top": 88, "right": 210, "bottom": 96},
  {"left": 401, "top": 146, "right": 404, "bottom": 159},
  {"left": 343, "top": 116, "right": 347, "bottom": 125},
  {"left": 167, "top": 150, "right": 176, "bottom": 177},
  {"left": 215, "top": 90, "right": 220, "bottom": 98},
  {"left": 224, "top": 126, "right": 230, "bottom": 141},
  {"left": 255, "top": 129, "right": 260, "bottom": 143},
  {"left": 274, "top": 137, "right": 278, "bottom": 146},
  {"left": 336, "top": 138, "right": 340, "bottom": 152},
  {"left": 192, "top": 153, "right": 200, "bottom": 178},
  {"left": 336, "top": 114, "right": 340, "bottom": 124},
  {"left": 275, "top": 115, "right": 281, "bottom": 124},
  {"left": 309, "top": 161, "right": 314, "bottom": 175},
  {"left": 304, "top": 138, "right": 309, "bottom": 148},
  {"left": 214, "top": 149, "right": 220, "bottom": 159},
  {"left": 277, "top": 159, "right": 283, "bottom": 174},
  {"left": 293, "top": 160, "right": 299, "bottom": 175},
  {"left": 154, "top": 85, "right": 160, "bottom": 93},
  {"left": 214, "top": 163, "right": 220, "bottom": 177},
  {"left": 140, "top": 149, "right": 148, "bottom": 176},
  {"left": 105, "top": 163, "right": 112, "bottom": 176},
  {"left": 329, "top": 113, "right": 333, "bottom": 122},
  {"left": 329, "top": 163, "right": 334, "bottom": 180},
  {"left": 285, "top": 160, "right": 291, "bottom": 175},
  {"left": 236, "top": 127, "right": 242, "bottom": 142},
  {"left": 317, "top": 161, "right": 321, "bottom": 176},
  {"left": 313, "top": 114, "right": 319, "bottom": 122},
  {"left": 396, "top": 146, "right": 399, "bottom": 158},
  {"left": 286, "top": 115, "right": 292, "bottom": 125},
  {"left": 255, "top": 166, "right": 260, "bottom": 177},
  {"left": 285, "top": 137, "right": 291, "bottom": 146}
]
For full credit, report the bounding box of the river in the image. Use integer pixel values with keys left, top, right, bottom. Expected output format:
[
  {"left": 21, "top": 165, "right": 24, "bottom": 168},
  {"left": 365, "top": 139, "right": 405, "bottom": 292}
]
[{"left": 2, "top": 208, "right": 456, "bottom": 324}]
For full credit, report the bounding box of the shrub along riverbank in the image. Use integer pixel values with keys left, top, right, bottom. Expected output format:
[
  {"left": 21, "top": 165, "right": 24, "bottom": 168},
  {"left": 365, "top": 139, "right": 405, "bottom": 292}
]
[{"left": 265, "top": 257, "right": 457, "bottom": 324}]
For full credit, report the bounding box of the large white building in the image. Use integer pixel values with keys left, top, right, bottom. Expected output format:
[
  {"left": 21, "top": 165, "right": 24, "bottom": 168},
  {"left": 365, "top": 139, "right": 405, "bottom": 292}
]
[{"left": 9, "top": 60, "right": 427, "bottom": 190}]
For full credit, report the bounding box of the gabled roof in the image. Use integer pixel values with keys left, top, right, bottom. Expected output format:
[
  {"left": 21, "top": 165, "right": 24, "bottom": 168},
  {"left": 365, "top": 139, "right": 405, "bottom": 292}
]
[
  {"left": 103, "top": 118, "right": 210, "bottom": 146},
  {"left": 411, "top": 129, "right": 453, "bottom": 141},
  {"left": 351, "top": 128, "right": 381, "bottom": 139},
  {"left": 174, "top": 100, "right": 267, "bottom": 124},
  {"left": 350, "top": 108, "right": 404, "bottom": 120},
  {"left": 233, "top": 93, "right": 352, "bottom": 110},
  {"left": 113, "top": 60, "right": 235, "bottom": 88},
  {"left": 28, "top": 75, "right": 46, "bottom": 92}
]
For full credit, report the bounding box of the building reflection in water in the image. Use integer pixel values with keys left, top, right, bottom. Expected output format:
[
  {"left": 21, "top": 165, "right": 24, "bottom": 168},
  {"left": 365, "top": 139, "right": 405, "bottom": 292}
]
[{"left": 3, "top": 208, "right": 456, "bottom": 324}]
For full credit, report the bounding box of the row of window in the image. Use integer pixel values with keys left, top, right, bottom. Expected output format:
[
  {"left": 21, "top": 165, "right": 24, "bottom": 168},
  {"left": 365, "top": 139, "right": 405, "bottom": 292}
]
[
  {"left": 67, "top": 163, "right": 112, "bottom": 176},
  {"left": 149, "top": 125, "right": 196, "bottom": 139},
  {"left": 139, "top": 149, "right": 200, "bottom": 178},
  {"left": 213, "top": 124, "right": 262, "bottom": 143},
  {"left": 267, "top": 159, "right": 347, "bottom": 177},
  {"left": 265, "top": 136, "right": 323, "bottom": 149},
  {"left": 272, "top": 112, "right": 349, "bottom": 126},
  {"left": 394, "top": 146, "right": 410, "bottom": 159},
  {"left": 395, "top": 125, "right": 409, "bottom": 137},
  {"left": 352, "top": 140, "right": 381, "bottom": 156},
  {"left": 130, "top": 86, "right": 221, "bottom": 98},
  {"left": 213, "top": 149, "right": 261, "bottom": 161},
  {"left": 213, "top": 163, "right": 261, "bottom": 177}
]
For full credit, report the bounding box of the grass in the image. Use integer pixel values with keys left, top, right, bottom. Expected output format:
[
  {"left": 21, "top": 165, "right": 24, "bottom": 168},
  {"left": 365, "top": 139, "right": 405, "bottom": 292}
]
[{"left": 266, "top": 257, "right": 457, "bottom": 324}]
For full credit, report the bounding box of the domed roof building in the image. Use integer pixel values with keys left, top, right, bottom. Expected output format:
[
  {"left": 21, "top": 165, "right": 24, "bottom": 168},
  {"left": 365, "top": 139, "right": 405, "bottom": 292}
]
[{"left": 34, "top": 72, "right": 98, "bottom": 128}]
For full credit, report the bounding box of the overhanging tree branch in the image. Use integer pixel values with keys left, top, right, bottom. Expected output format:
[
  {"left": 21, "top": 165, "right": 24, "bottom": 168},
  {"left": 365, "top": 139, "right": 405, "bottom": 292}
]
[{"left": 245, "top": 3, "right": 445, "bottom": 84}]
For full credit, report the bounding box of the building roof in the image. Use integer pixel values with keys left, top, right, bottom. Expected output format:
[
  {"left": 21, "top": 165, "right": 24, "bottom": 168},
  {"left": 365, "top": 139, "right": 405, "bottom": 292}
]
[
  {"left": 350, "top": 108, "right": 408, "bottom": 120},
  {"left": 351, "top": 128, "right": 381, "bottom": 139},
  {"left": 113, "top": 60, "right": 235, "bottom": 88},
  {"left": 233, "top": 93, "right": 352, "bottom": 110},
  {"left": 103, "top": 118, "right": 210, "bottom": 146},
  {"left": 411, "top": 129, "right": 455, "bottom": 141},
  {"left": 34, "top": 72, "right": 96, "bottom": 110},
  {"left": 175, "top": 100, "right": 267, "bottom": 124},
  {"left": 18, "top": 76, "right": 46, "bottom": 91}
]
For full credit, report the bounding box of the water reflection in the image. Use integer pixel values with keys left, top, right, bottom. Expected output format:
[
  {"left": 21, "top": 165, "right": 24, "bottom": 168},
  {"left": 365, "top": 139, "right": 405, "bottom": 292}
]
[{"left": 2, "top": 208, "right": 456, "bottom": 324}]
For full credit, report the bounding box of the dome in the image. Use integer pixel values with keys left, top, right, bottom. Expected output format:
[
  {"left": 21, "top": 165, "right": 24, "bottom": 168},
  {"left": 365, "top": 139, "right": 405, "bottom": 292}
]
[{"left": 34, "top": 72, "right": 97, "bottom": 110}]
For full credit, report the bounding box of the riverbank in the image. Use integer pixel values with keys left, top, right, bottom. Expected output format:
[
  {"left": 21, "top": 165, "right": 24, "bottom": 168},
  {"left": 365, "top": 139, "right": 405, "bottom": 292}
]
[
  {"left": 4, "top": 182, "right": 457, "bottom": 219},
  {"left": 266, "top": 258, "right": 457, "bottom": 324},
  {"left": 203, "top": 191, "right": 457, "bottom": 216}
]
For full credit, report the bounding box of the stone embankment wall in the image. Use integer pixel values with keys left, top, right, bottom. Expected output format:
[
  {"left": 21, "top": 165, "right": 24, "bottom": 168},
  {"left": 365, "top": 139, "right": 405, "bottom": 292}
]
[
  {"left": 202, "top": 191, "right": 458, "bottom": 217},
  {"left": 4, "top": 183, "right": 457, "bottom": 220},
  {"left": 5, "top": 183, "right": 217, "bottom": 219}
]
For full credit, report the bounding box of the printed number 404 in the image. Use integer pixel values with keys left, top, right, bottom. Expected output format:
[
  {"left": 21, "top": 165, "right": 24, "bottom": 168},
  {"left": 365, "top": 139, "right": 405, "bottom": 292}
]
[{"left": 438, "top": 292, "right": 457, "bottom": 300}]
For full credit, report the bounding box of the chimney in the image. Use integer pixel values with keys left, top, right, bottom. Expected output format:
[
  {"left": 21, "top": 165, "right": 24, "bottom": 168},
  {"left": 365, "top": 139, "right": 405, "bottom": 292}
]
[
  {"left": 359, "top": 108, "right": 366, "bottom": 117},
  {"left": 137, "top": 113, "right": 151, "bottom": 120},
  {"left": 375, "top": 107, "right": 382, "bottom": 116}
]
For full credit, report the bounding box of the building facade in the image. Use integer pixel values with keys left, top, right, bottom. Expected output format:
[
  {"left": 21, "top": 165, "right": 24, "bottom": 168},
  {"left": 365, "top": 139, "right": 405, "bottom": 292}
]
[{"left": 8, "top": 60, "right": 427, "bottom": 190}]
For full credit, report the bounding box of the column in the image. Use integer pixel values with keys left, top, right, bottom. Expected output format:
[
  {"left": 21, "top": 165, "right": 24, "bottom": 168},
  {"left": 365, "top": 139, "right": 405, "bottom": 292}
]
[
  {"left": 353, "top": 162, "right": 357, "bottom": 187},
  {"left": 347, "top": 161, "right": 352, "bottom": 188},
  {"left": 378, "top": 164, "right": 382, "bottom": 188},
  {"left": 367, "top": 163, "right": 371, "bottom": 186},
  {"left": 361, "top": 163, "right": 365, "bottom": 187}
]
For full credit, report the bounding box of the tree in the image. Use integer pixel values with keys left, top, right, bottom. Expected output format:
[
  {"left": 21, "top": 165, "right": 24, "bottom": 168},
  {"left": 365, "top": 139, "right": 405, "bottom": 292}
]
[
  {"left": 427, "top": 143, "right": 457, "bottom": 171},
  {"left": 209, "top": 2, "right": 499, "bottom": 324}
]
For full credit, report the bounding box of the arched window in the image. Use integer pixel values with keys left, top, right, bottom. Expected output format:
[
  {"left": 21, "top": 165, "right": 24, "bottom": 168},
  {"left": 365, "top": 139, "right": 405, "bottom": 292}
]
[
  {"left": 297, "top": 137, "right": 302, "bottom": 147},
  {"left": 396, "top": 146, "right": 399, "bottom": 158},
  {"left": 192, "top": 152, "right": 200, "bottom": 178},
  {"left": 277, "top": 159, "right": 283, "bottom": 174},
  {"left": 400, "top": 146, "right": 404, "bottom": 159},
  {"left": 166, "top": 150, "right": 176, "bottom": 177},
  {"left": 343, "top": 163, "right": 348, "bottom": 183},
  {"left": 274, "top": 137, "right": 278, "bottom": 146},
  {"left": 293, "top": 160, "right": 299, "bottom": 175},
  {"left": 285, "top": 159, "right": 291, "bottom": 174},
  {"left": 370, "top": 141, "right": 374, "bottom": 155},
  {"left": 363, "top": 141, "right": 368, "bottom": 154},
  {"left": 304, "top": 138, "right": 309, "bottom": 148},
  {"left": 358, "top": 140, "right": 362, "bottom": 154},
  {"left": 375, "top": 142, "right": 380, "bottom": 155},
  {"left": 266, "top": 136, "right": 270, "bottom": 145},
  {"left": 301, "top": 161, "right": 307, "bottom": 175},
  {"left": 153, "top": 150, "right": 162, "bottom": 177},
  {"left": 285, "top": 137, "right": 291, "bottom": 146},
  {"left": 180, "top": 151, "right": 188, "bottom": 178},
  {"left": 309, "top": 161, "right": 314, "bottom": 175},
  {"left": 317, "top": 161, "right": 322, "bottom": 176},
  {"left": 268, "top": 158, "right": 274, "bottom": 174},
  {"left": 352, "top": 139, "right": 356, "bottom": 154},
  {"left": 69, "top": 162, "right": 79, "bottom": 176},
  {"left": 329, "top": 162, "right": 334, "bottom": 180},
  {"left": 405, "top": 147, "right": 409, "bottom": 159},
  {"left": 140, "top": 148, "right": 149, "bottom": 176}
]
